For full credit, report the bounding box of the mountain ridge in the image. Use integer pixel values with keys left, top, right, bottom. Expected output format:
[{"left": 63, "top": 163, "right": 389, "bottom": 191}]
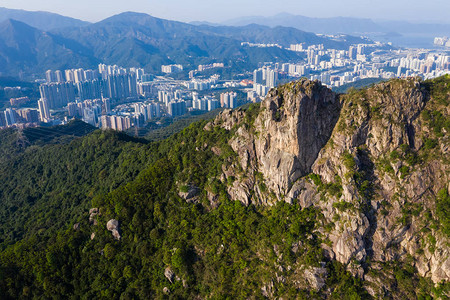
[
  {"left": 221, "top": 12, "right": 450, "bottom": 48},
  {"left": 0, "top": 76, "right": 448, "bottom": 298},
  {"left": 0, "top": 11, "right": 368, "bottom": 77},
  {"left": 0, "top": 7, "right": 89, "bottom": 31},
  {"left": 0, "top": 18, "right": 99, "bottom": 76}
]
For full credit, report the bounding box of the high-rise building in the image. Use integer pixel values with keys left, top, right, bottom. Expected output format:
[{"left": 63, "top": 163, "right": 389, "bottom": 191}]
[
  {"left": 0, "top": 113, "right": 6, "bottom": 127},
  {"left": 39, "top": 82, "right": 76, "bottom": 109},
  {"left": 84, "top": 70, "right": 96, "bottom": 81},
  {"left": 74, "top": 69, "right": 85, "bottom": 83},
  {"left": 253, "top": 69, "right": 263, "bottom": 85},
  {"left": 229, "top": 94, "right": 237, "bottom": 109},
  {"left": 46, "top": 70, "right": 57, "bottom": 83},
  {"left": 130, "top": 68, "right": 145, "bottom": 80},
  {"left": 65, "top": 69, "right": 75, "bottom": 82},
  {"left": 161, "top": 64, "right": 183, "bottom": 74},
  {"left": 102, "top": 74, "right": 138, "bottom": 99},
  {"left": 76, "top": 80, "right": 102, "bottom": 101},
  {"left": 16, "top": 109, "right": 39, "bottom": 123},
  {"left": 357, "top": 44, "right": 366, "bottom": 55},
  {"left": 83, "top": 107, "right": 97, "bottom": 126},
  {"left": 141, "top": 74, "right": 155, "bottom": 82},
  {"left": 193, "top": 98, "right": 208, "bottom": 111},
  {"left": 4, "top": 109, "right": 16, "bottom": 126},
  {"left": 38, "top": 98, "right": 50, "bottom": 121},
  {"left": 55, "top": 70, "right": 64, "bottom": 83},
  {"left": 168, "top": 101, "right": 186, "bottom": 117},
  {"left": 220, "top": 93, "right": 229, "bottom": 108},
  {"left": 220, "top": 92, "right": 237, "bottom": 108},
  {"left": 67, "top": 102, "right": 78, "bottom": 117},
  {"left": 158, "top": 91, "right": 172, "bottom": 105},
  {"left": 17, "top": 109, "right": 39, "bottom": 123},
  {"left": 102, "top": 98, "right": 111, "bottom": 114},
  {"left": 207, "top": 99, "right": 220, "bottom": 111},
  {"left": 9, "top": 97, "right": 30, "bottom": 107},
  {"left": 266, "top": 69, "right": 278, "bottom": 88},
  {"left": 349, "top": 46, "right": 357, "bottom": 60},
  {"left": 146, "top": 102, "right": 161, "bottom": 120},
  {"left": 100, "top": 115, "right": 132, "bottom": 131},
  {"left": 254, "top": 84, "right": 269, "bottom": 97}
]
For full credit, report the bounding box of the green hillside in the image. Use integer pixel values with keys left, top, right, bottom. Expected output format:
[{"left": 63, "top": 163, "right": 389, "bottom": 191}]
[{"left": 0, "top": 77, "right": 448, "bottom": 299}]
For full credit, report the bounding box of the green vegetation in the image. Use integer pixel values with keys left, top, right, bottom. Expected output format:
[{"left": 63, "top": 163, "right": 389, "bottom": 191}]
[
  {"left": 332, "top": 201, "right": 355, "bottom": 212},
  {"left": 0, "top": 76, "right": 448, "bottom": 298},
  {"left": 421, "top": 110, "right": 450, "bottom": 138},
  {"left": 0, "top": 127, "right": 156, "bottom": 248},
  {"left": 424, "top": 74, "right": 450, "bottom": 106},
  {"left": 0, "top": 118, "right": 369, "bottom": 298},
  {"left": 367, "top": 258, "right": 449, "bottom": 300},
  {"left": 0, "top": 76, "right": 40, "bottom": 110},
  {"left": 308, "top": 173, "right": 343, "bottom": 199},
  {"left": 143, "top": 109, "right": 224, "bottom": 141},
  {"left": 333, "top": 78, "right": 386, "bottom": 94},
  {"left": 436, "top": 189, "right": 450, "bottom": 237},
  {"left": 327, "top": 261, "right": 371, "bottom": 299}
]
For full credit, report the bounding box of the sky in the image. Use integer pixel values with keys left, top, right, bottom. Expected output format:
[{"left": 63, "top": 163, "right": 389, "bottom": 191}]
[{"left": 1, "top": 0, "right": 449, "bottom": 24}]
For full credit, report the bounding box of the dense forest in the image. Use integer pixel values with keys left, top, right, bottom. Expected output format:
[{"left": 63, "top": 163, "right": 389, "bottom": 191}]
[{"left": 0, "top": 77, "right": 448, "bottom": 299}]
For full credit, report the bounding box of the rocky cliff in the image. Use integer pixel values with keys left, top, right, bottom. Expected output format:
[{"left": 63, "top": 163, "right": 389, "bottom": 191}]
[{"left": 207, "top": 76, "right": 450, "bottom": 295}]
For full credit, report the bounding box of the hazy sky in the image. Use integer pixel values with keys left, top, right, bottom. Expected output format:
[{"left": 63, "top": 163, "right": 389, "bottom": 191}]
[{"left": 1, "top": 0, "right": 449, "bottom": 24}]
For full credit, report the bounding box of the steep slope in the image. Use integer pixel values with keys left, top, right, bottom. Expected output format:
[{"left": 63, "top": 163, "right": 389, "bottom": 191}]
[
  {"left": 210, "top": 76, "right": 450, "bottom": 294},
  {"left": 0, "top": 76, "right": 448, "bottom": 299}
]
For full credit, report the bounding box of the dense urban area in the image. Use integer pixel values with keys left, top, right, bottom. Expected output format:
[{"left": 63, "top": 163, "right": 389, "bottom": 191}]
[{"left": 0, "top": 37, "right": 449, "bottom": 134}]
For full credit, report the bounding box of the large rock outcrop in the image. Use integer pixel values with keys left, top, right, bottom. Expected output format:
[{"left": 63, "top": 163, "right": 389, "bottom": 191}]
[
  {"left": 207, "top": 77, "right": 449, "bottom": 287},
  {"left": 254, "top": 79, "right": 341, "bottom": 196}
]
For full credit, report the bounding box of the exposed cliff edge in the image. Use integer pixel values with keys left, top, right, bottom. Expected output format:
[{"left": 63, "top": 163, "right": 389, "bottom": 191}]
[
  {"left": 207, "top": 76, "right": 450, "bottom": 292},
  {"left": 1, "top": 76, "right": 448, "bottom": 299}
]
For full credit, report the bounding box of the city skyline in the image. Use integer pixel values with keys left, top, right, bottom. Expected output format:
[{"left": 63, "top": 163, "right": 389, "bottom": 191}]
[{"left": 1, "top": 0, "right": 450, "bottom": 24}]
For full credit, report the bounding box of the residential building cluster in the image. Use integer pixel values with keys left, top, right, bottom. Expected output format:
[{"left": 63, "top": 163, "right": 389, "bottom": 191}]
[
  {"left": 198, "top": 63, "right": 224, "bottom": 72},
  {"left": 252, "top": 66, "right": 279, "bottom": 97},
  {"left": 10, "top": 97, "right": 31, "bottom": 106},
  {"left": 250, "top": 42, "right": 450, "bottom": 96},
  {"left": 185, "top": 75, "right": 220, "bottom": 90},
  {"left": 434, "top": 37, "right": 450, "bottom": 47},
  {"left": 161, "top": 64, "right": 183, "bottom": 74},
  {"left": 0, "top": 107, "right": 39, "bottom": 128},
  {"left": 3, "top": 36, "right": 448, "bottom": 133},
  {"left": 241, "top": 42, "right": 283, "bottom": 49}
]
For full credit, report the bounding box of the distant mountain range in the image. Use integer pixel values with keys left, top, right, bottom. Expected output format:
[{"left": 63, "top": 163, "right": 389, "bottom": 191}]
[
  {"left": 222, "top": 13, "right": 450, "bottom": 48},
  {"left": 0, "top": 8, "right": 369, "bottom": 78},
  {"left": 223, "top": 13, "right": 383, "bottom": 34},
  {"left": 0, "top": 7, "right": 89, "bottom": 31}
]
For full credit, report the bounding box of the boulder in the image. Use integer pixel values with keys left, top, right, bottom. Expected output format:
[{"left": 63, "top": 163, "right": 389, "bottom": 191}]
[
  {"left": 304, "top": 266, "right": 328, "bottom": 290},
  {"left": 164, "top": 266, "right": 175, "bottom": 283},
  {"left": 106, "top": 219, "right": 121, "bottom": 240}
]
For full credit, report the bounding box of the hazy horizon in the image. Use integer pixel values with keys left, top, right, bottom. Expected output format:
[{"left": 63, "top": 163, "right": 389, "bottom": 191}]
[{"left": 1, "top": 0, "right": 450, "bottom": 25}]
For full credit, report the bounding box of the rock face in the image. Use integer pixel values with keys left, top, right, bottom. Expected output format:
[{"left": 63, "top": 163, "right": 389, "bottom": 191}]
[
  {"left": 178, "top": 184, "right": 200, "bottom": 203},
  {"left": 208, "top": 78, "right": 450, "bottom": 287},
  {"left": 106, "top": 219, "right": 121, "bottom": 240},
  {"left": 254, "top": 79, "right": 341, "bottom": 196},
  {"left": 304, "top": 266, "right": 328, "bottom": 290}
]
